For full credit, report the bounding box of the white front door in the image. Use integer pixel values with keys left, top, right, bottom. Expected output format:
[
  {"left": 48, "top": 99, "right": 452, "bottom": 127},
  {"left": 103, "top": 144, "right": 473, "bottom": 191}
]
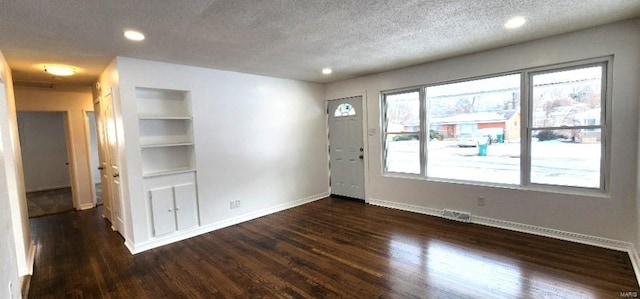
[
  {"left": 328, "top": 97, "right": 365, "bottom": 200},
  {"left": 103, "top": 89, "right": 125, "bottom": 232}
]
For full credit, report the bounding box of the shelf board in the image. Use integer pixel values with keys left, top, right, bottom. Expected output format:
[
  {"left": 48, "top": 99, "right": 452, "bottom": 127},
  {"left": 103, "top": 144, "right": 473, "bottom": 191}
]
[
  {"left": 138, "top": 116, "right": 192, "bottom": 120},
  {"left": 140, "top": 142, "right": 194, "bottom": 149},
  {"left": 143, "top": 168, "right": 196, "bottom": 178}
]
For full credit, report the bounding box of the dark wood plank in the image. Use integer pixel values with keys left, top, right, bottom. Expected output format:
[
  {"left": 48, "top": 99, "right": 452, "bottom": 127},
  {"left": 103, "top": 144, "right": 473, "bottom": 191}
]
[{"left": 28, "top": 197, "right": 639, "bottom": 298}]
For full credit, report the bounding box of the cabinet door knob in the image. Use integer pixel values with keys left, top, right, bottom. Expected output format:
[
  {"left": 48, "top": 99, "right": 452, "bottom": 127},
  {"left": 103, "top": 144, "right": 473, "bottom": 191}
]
[{"left": 168, "top": 209, "right": 172, "bottom": 212}]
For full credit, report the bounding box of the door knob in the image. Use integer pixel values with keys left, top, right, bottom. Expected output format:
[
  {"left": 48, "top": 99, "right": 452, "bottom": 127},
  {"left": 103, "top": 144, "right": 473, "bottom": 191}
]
[
  {"left": 113, "top": 173, "right": 119, "bottom": 178},
  {"left": 98, "top": 166, "right": 105, "bottom": 170},
  {"left": 359, "top": 154, "right": 364, "bottom": 159}
]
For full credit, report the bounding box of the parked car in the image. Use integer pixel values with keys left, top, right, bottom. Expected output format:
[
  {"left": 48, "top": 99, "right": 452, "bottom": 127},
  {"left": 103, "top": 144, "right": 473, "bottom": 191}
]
[
  {"left": 457, "top": 132, "right": 489, "bottom": 147},
  {"left": 392, "top": 133, "right": 419, "bottom": 141}
]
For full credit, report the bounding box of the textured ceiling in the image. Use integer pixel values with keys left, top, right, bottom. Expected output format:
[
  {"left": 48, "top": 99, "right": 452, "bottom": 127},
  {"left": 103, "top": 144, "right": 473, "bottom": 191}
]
[{"left": 1, "top": 0, "right": 640, "bottom": 87}]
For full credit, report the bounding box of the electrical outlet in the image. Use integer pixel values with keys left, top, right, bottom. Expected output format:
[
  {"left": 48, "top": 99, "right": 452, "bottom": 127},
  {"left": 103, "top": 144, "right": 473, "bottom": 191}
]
[
  {"left": 477, "top": 196, "right": 486, "bottom": 206},
  {"left": 230, "top": 200, "right": 241, "bottom": 209}
]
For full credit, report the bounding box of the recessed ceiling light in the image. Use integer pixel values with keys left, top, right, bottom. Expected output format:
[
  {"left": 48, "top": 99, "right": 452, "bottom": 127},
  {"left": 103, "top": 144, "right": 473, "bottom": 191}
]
[
  {"left": 322, "top": 68, "right": 333, "bottom": 75},
  {"left": 43, "top": 65, "right": 76, "bottom": 76},
  {"left": 505, "top": 16, "right": 526, "bottom": 29},
  {"left": 124, "top": 30, "right": 145, "bottom": 41}
]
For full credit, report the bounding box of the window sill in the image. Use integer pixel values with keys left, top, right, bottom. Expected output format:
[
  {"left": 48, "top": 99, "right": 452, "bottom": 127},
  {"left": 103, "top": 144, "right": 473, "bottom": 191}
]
[{"left": 381, "top": 172, "right": 610, "bottom": 199}]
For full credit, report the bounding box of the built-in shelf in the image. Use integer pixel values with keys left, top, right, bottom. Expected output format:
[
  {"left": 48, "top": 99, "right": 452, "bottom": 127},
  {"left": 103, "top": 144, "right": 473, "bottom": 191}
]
[
  {"left": 143, "top": 168, "right": 196, "bottom": 178},
  {"left": 137, "top": 87, "right": 196, "bottom": 177},
  {"left": 140, "top": 142, "right": 194, "bottom": 149},
  {"left": 136, "top": 87, "right": 191, "bottom": 118},
  {"left": 136, "top": 87, "right": 200, "bottom": 239},
  {"left": 138, "top": 118, "right": 193, "bottom": 146}
]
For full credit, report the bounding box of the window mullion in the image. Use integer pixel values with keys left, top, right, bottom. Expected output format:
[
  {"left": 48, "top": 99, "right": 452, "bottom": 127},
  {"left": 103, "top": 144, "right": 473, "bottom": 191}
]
[
  {"left": 601, "top": 61, "right": 610, "bottom": 191},
  {"left": 521, "top": 72, "right": 531, "bottom": 187},
  {"left": 420, "top": 88, "right": 426, "bottom": 176}
]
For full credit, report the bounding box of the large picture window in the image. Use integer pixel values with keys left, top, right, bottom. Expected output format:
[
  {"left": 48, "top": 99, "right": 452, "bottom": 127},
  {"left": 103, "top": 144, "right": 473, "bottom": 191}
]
[
  {"left": 381, "top": 58, "right": 609, "bottom": 191},
  {"left": 426, "top": 74, "right": 521, "bottom": 185}
]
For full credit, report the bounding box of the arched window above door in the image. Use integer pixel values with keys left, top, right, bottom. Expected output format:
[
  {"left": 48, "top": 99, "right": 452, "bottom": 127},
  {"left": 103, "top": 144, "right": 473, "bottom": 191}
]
[{"left": 334, "top": 103, "right": 356, "bottom": 117}]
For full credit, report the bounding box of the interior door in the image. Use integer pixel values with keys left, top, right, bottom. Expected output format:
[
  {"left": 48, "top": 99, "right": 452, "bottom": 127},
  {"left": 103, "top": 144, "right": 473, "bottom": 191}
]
[
  {"left": 103, "top": 89, "right": 125, "bottom": 232},
  {"left": 93, "top": 98, "right": 112, "bottom": 219},
  {"left": 328, "top": 97, "right": 365, "bottom": 200}
]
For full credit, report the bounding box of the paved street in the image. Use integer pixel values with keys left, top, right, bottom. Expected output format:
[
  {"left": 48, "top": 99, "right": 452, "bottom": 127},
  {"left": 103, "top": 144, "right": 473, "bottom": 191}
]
[{"left": 386, "top": 140, "right": 601, "bottom": 188}]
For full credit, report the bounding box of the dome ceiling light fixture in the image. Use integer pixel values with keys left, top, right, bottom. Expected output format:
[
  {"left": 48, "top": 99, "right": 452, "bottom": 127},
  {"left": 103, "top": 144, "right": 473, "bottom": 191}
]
[{"left": 43, "top": 65, "right": 76, "bottom": 76}]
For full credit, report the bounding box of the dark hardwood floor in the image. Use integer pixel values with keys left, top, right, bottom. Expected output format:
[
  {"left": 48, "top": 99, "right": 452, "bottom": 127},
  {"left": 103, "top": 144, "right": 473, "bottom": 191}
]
[{"left": 29, "top": 197, "right": 638, "bottom": 298}]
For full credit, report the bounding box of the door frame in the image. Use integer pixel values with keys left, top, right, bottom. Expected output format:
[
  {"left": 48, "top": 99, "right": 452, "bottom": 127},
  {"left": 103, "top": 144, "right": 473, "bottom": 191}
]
[
  {"left": 82, "top": 109, "right": 99, "bottom": 206},
  {"left": 326, "top": 91, "right": 369, "bottom": 201},
  {"left": 18, "top": 110, "right": 77, "bottom": 208}
]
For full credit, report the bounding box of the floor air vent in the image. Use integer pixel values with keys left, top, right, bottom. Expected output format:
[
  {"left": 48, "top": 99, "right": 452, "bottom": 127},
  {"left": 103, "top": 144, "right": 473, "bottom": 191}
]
[{"left": 442, "top": 209, "right": 472, "bottom": 223}]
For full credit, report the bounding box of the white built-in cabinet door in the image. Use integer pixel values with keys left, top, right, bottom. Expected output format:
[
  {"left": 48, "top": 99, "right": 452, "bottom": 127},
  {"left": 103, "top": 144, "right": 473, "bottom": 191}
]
[
  {"left": 150, "top": 183, "right": 199, "bottom": 237},
  {"left": 174, "top": 183, "right": 198, "bottom": 230},
  {"left": 150, "top": 187, "right": 176, "bottom": 236}
]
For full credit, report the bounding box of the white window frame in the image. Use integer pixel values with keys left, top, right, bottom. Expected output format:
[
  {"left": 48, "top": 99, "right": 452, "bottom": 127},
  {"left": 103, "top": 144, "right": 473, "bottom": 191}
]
[
  {"left": 522, "top": 58, "right": 610, "bottom": 192},
  {"left": 423, "top": 71, "right": 522, "bottom": 186},
  {"left": 380, "top": 56, "right": 611, "bottom": 193},
  {"left": 381, "top": 87, "right": 425, "bottom": 176}
]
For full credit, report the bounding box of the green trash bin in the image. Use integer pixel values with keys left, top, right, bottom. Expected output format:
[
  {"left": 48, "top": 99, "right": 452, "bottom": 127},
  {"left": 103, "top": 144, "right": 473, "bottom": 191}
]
[
  {"left": 497, "top": 134, "right": 504, "bottom": 143},
  {"left": 478, "top": 143, "right": 488, "bottom": 156}
]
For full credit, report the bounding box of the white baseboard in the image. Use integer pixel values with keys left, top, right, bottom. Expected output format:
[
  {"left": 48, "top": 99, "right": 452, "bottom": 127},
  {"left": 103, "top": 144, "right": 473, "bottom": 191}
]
[
  {"left": 127, "top": 191, "right": 330, "bottom": 254},
  {"left": 124, "top": 239, "right": 135, "bottom": 254},
  {"left": 368, "top": 198, "right": 640, "bottom": 282},
  {"left": 368, "top": 198, "right": 442, "bottom": 217},
  {"left": 472, "top": 215, "right": 630, "bottom": 251},
  {"left": 628, "top": 243, "right": 640, "bottom": 283},
  {"left": 18, "top": 241, "right": 36, "bottom": 276},
  {"left": 78, "top": 203, "right": 95, "bottom": 210}
]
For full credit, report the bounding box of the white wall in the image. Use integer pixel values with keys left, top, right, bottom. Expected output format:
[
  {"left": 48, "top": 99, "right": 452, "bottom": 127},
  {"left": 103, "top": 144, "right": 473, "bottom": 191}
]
[
  {"left": 327, "top": 19, "right": 640, "bottom": 245},
  {"left": 17, "top": 112, "right": 71, "bottom": 192},
  {"left": 15, "top": 88, "right": 96, "bottom": 210},
  {"left": 0, "top": 51, "right": 32, "bottom": 279},
  {"left": 100, "top": 57, "right": 329, "bottom": 247},
  {"left": 0, "top": 52, "right": 22, "bottom": 299}
]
